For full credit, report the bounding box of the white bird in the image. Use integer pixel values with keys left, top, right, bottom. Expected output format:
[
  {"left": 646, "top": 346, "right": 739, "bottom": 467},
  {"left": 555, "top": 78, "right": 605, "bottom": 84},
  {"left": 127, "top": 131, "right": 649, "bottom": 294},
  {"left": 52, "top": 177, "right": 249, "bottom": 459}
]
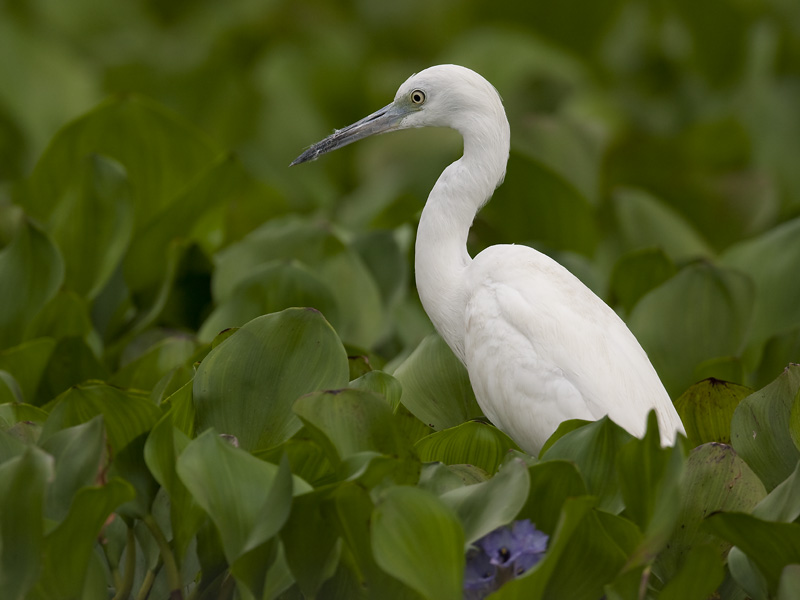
[{"left": 292, "top": 64, "right": 685, "bottom": 455}]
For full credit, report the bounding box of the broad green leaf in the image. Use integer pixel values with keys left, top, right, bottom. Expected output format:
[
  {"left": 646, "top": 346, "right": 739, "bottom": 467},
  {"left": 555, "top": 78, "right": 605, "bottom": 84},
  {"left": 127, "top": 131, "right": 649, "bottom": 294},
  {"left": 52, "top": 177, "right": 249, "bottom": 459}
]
[
  {"left": 372, "top": 486, "right": 464, "bottom": 600},
  {"left": 351, "top": 229, "right": 408, "bottom": 306},
  {"left": 32, "top": 479, "right": 135, "bottom": 600},
  {"left": 34, "top": 336, "right": 108, "bottom": 405},
  {"left": 613, "top": 188, "right": 714, "bottom": 261},
  {"left": 0, "top": 429, "right": 27, "bottom": 463},
  {"left": 517, "top": 460, "right": 588, "bottom": 536},
  {"left": 198, "top": 260, "right": 339, "bottom": 344},
  {"left": 256, "top": 436, "right": 334, "bottom": 488},
  {"left": 108, "top": 433, "right": 160, "bottom": 519},
  {"left": 0, "top": 371, "right": 23, "bottom": 404},
  {"left": 0, "top": 402, "right": 48, "bottom": 427},
  {"left": 490, "top": 496, "right": 596, "bottom": 599},
  {"left": 629, "top": 262, "right": 754, "bottom": 397},
  {"left": 616, "top": 413, "right": 685, "bottom": 564},
  {"left": 326, "top": 483, "right": 423, "bottom": 598},
  {"left": 728, "top": 546, "right": 768, "bottom": 600},
  {"left": 280, "top": 490, "right": 341, "bottom": 597},
  {"left": 161, "top": 378, "right": 195, "bottom": 437},
  {"left": 704, "top": 512, "right": 800, "bottom": 595},
  {"left": 753, "top": 327, "right": 800, "bottom": 390},
  {"left": 124, "top": 154, "right": 286, "bottom": 293},
  {"left": 41, "top": 381, "right": 161, "bottom": 453},
  {"left": 731, "top": 365, "right": 800, "bottom": 490},
  {"left": 655, "top": 443, "right": 767, "bottom": 581},
  {"left": 212, "top": 217, "right": 384, "bottom": 347},
  {"left": 721, "top": 216, "right": 800, "bottom": 353},
  {"left": 393, "top": 333, "right": 483, "bottom": 431},
  {"left": 752, "top": 459, "right": 800, "bottom": 523},
  {"left": 48, "top": 154, "right": 133, "bottom": 299},
  {"left": 778, "top": 565, "right": 800, "bottom": 600},
  {"left": 293, "top": 389, "right": 408, "bottom": 464},
  {"left": 349, "top": 370, "right": 403, "bottom": 409},
  {"left": 39, "top": 415, "right": 104, "bottom": 521},
  {"left": 439, "top": 457, "right": 530, "bottom": 545},
  {"left": 659, "top": 543, "right": 724, "bottom": 600},
  {"left": 144, "top": 415, "right": 205, "bottom": 561},
  {"left": 0, "top": 338, "right": 56, "bottom": 405},
  {"left": 0, "top": 220, "right": 64, "bottom": 350},
  {"left": 0, "top": 446, "right": 52, "bottom": 600},
  {"left": 609, "top": 247, "right": 677, "bottom": 314},
  {"left": 418, "top": 462, "right": 474, "bottom": 496},
  {"left": 541, "top": 510, "right": 628, "bottom": 600},
  {"left": 485, "top": 152, "right": 597, "bottom": 255},
  {"left": 541, "top": 417, "right": 632, "bottom": 512},
  {"left": 176, "top": 430, "right": 295, "bottom": 563},
  {"left": 25, "top": 290, "right": 92, "bottom": 341},
  {"left": 414, "top": 421, "right": 519, "bottom": 474},
  {"left": 675, "top": 378, "right": 752, "bottom": 446},
  {"left": 193, "top": 308, "right": 349, "bottom": 450},
  {"left": 25, "top": 95, "right": 218, "bottom": 231},
  {"left": 110, "top": 334, "right": 196, "bottom": 390}
]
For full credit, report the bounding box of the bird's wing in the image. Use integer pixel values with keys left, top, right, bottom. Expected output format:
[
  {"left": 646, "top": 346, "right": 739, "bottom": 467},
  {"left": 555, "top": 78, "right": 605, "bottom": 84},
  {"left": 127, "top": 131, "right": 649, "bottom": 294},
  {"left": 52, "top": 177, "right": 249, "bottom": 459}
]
[{"left": 464, "top": 245, "right": 681, "bottom": 454}]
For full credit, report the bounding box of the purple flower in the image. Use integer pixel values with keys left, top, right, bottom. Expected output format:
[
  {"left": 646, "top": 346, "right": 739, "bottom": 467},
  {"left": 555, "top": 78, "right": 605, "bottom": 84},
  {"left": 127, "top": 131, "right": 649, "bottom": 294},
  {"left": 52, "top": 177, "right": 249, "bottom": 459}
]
[{"left": 463, "top": 520, "right": 549, "bottom": 598}]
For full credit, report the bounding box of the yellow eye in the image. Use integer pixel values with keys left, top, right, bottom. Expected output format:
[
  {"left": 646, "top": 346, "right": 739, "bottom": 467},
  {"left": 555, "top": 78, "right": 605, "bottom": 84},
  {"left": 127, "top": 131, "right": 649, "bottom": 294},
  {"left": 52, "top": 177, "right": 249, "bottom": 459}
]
[{"left": 410, "top": 89, "right": 426, "bottom": 105}]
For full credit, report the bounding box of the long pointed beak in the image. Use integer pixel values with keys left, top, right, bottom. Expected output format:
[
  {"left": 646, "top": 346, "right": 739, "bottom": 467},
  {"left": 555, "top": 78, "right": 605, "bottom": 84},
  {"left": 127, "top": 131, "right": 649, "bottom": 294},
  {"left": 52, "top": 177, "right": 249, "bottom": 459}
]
[{"left": 290, "top": 102, "right": 407, "bottom": 166}]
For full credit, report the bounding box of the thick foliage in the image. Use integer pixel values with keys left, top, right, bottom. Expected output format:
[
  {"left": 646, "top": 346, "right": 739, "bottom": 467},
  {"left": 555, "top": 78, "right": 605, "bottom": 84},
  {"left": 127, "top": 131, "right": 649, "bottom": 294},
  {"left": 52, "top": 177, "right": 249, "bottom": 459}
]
[{"left": 1, "top": 0, "right": 800, "bottom": 599}]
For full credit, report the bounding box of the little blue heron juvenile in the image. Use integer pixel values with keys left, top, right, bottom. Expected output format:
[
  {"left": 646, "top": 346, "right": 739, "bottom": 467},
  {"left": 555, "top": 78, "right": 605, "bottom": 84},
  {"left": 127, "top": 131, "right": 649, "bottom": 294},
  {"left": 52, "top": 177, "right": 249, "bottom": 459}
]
[{"left": 292, "top": 64, "right": 685, "bottom": 454}]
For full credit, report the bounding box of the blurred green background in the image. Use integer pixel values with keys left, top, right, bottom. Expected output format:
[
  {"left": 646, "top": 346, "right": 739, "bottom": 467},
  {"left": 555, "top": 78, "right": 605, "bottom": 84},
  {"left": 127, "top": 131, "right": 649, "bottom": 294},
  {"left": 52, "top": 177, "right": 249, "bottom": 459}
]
[{"left": 2, "top": 0, "right": 800, "bottom": 395}]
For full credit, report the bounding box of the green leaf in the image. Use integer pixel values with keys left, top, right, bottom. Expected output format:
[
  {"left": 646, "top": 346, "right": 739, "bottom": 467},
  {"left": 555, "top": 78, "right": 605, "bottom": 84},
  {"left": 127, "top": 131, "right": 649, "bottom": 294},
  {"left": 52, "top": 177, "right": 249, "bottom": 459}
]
[
  {"left": 25, "top": 95, "right": 218, "bottom": 231},
  {"left": 613, "top": 188, "right": 714, "bottom": 261},
  {"left": 0, "top": 219, "right": 64, "bottom": 350},
  {"left": 293, "top": 389, "right": 408, "bottom": 464},
  {"left": 616, "top": 413, "right": 685, "bottom": 564},
  {"left": 176, "top": 430, "right": 295, "bottom": 563},
  {"left": 393, "top": 333, "right": 483, "bottom": 431},
  {"left": 39, "top": 415, "right": 105, "bottom": 521},
  {"left": 721, "top": 216, "right": 800, "bottom": 353},
  {"left": 629, "top": 262, "right": 754, "bottom": 397},
  {"left": 124, "top": 154, "right": 285, "bottom": 293},
  {"left": 32, "top": 479, "right": 135, "bottom": 600},
  {"left": 414, "top": 421, "right": 519, "bottom": 474},
  {"left": 609, "top": 247, "right": 677, "bottom": 314},
  {"left": 199, "top": 260, "right": 339, "bottom": 343},
  {"left": 34, "top": 336, "right": 108, "bottom": 405},
  {"left": 659, "top": 542, "right": 725, "bottom": 600},
  {"left": 349, "top": 370, "right": 403, "bottom": 410},
  {"left": 143, "top": 415, "right": 205, "bottom": 561},
  {"left": 779, "top": 565, "right": 800, "bottom": 600},
  {"left": 193, "top": 308, "right": 349, "bottom": 450},
  {"left": 0, "top": 446, "right": 53, "bottom": 600},
  {"left": 485, "top": 152, "right": 597, "bottom": 255},
  {"left": 752, "top": 459, "right": 800, "bottom": 523},
  {"left": 48, "top": 154, "right": 133, "bottom": 299},
  {"left": 731, "top": 365, "right": 800, "bottom": 490},
  {"left": 41, "top": 381, "right": 162, "bottom": 453},
  {"left": 517, "top": 460, "right": 588, "bottom": 536},
  {"left": 26, "top": 290, "right": 93, "bottom": 341},
  {"left": 371, "top": 486, "right": 464, "bottom": 600},
  {"left": 704, "top": 512, "right": 800, "bottom": 595},
  {"left": 109, "top": 334, "right": 196, "bottom": 391},
  {"left": 439, "top": 457, "right": 530, "bottom": 545},
  {"left": 541, "top": 417, "right": 632, "bottom": 512},
  {"left": 212, "top": 216, "right": 384, "bottom": 347},
  {"left": 490, "top": 496, "right": 597, "bottom": 599},
  {"left": 655, "top": 442, "right": 767, "bottom": 582},
  {"left": 0, "top": 338, "right": 56, "bottom": 405},
  {"left": 280, "top": 490, "right": 341, "bottom": 597},
  {"left": 675, "top": 378, "right": 752, "bottom": 446}
]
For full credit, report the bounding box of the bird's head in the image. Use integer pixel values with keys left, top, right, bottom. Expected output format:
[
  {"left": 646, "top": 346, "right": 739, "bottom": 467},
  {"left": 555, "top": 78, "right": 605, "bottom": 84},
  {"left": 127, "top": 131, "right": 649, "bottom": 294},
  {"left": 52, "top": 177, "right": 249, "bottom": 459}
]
[{"left": 291, "top": 64, "right": 507, "bottom": 166}]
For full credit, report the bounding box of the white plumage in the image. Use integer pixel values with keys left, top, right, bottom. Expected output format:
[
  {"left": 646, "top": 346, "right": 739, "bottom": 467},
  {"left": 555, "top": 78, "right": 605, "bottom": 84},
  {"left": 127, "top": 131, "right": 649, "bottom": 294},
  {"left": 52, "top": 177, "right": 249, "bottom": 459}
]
[{"left": 293, "top": 64, "right": 685, "bottom": 455}]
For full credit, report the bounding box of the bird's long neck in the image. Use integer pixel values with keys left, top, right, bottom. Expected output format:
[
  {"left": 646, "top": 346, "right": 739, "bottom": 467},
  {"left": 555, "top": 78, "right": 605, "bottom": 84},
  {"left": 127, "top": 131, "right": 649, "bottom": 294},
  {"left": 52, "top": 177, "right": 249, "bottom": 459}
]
[{"left": 415, "top": 115, "right": 509, "bottom": 362}]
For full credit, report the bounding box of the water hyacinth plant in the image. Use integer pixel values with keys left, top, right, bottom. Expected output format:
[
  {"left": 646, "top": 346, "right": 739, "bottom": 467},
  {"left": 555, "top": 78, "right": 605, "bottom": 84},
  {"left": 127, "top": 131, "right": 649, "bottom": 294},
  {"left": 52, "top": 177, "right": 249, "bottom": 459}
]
[{"left": 464, "top": 520, "right": 549, "bottom": 598}]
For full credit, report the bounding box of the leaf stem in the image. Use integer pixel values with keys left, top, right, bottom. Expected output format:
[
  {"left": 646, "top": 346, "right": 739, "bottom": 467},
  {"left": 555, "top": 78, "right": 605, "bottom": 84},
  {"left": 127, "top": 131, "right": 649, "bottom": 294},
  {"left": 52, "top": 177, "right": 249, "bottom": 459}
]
[
  {"left": 112, "top": 526, "right": 136, "bottom": 600},
  {"left": 143, "top": 513, "right": 183, "bottom": 599}
]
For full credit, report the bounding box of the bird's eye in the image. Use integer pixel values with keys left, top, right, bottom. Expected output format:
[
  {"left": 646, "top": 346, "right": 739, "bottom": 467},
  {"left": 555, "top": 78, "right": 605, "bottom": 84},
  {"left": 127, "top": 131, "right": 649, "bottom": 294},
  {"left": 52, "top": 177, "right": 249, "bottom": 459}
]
[{"left": 410, "top": 89, "right": 426, "bottom": 105}]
